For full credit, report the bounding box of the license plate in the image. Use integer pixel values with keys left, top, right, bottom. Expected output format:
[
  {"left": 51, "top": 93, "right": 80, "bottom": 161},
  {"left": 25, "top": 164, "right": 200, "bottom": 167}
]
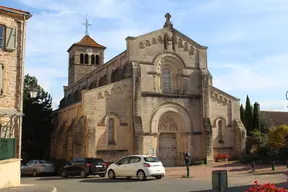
[{"left": 95, "top": 165, "right": 102, "bottom": 167}]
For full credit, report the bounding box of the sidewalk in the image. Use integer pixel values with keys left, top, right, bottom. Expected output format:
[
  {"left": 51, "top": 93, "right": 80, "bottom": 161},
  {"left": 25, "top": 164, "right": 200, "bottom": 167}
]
[
  {"left": 0, "top": 184, "right": 56, "bottom": 192},
  {"left": 165, "top": 161, "right": 288, "bottom": 179}
]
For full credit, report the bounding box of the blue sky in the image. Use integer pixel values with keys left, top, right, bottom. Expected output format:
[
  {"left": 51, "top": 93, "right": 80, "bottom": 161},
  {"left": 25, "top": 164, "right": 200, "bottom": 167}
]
[{"left": 2, "top": 0, "right": 288, "bottom": 110}]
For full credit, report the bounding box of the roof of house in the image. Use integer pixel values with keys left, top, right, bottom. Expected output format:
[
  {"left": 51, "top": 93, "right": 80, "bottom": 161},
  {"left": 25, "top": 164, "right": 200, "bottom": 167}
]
[
  {"left": 0, "top": 5, "right": 32, "bottom": 18},
  {"left": 67, "top": 35, "right": 106, "bottom": 52},
  {"left": 260, "top": 111, "right": 288, "bottom": 126}
]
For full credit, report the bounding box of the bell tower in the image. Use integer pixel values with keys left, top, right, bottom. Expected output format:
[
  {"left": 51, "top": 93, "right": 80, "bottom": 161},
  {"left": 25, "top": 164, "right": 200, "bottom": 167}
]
[{"left": 67, "top": 19, "right": 106, "bottom": 85}]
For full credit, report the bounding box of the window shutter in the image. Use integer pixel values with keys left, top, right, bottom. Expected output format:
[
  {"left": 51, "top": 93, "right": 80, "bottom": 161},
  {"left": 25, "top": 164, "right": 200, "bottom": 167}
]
[
  {"left": 0, "top": 64, "right": 3, "bottom": 95},
  {"left": 5, "top": 27, "right": 17, "bottom": 51}
]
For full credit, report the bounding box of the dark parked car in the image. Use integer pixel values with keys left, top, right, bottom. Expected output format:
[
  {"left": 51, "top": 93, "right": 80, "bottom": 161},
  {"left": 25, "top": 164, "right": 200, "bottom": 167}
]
[{"left": 61, "top": 157, "right": 107, "bottom": 178}]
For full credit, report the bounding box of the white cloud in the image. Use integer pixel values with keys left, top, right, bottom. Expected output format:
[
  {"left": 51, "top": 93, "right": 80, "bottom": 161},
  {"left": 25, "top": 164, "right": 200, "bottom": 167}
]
[
  {"left": 14, "top": 0, "right": 288, "bottom": 112},
  {"left": 210, "top": 52, "right": 288, "bottom": 91},
  {"left": 259, "top": 100, "right": 288, "bottom": 112}
]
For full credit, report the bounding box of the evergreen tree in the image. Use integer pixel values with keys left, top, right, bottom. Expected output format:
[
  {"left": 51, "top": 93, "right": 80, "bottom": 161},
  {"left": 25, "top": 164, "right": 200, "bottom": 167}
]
[
  {"left": 22, "top": 75, "right": 53, "bottom": 160},
  {"left": 240, "top": 104, "right": 245, "bottom": 125},
  {"left": 245, "top": 95, "right": 253, "bottom": 136},
  {"left": 253, "top": 102, "right": 260, "bottom": 131}
]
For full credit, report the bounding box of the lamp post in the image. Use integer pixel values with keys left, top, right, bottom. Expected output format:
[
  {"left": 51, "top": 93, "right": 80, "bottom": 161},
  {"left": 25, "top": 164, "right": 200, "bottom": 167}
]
[{"left": 29, "top": 87, "right": 39, "bottom": 99}]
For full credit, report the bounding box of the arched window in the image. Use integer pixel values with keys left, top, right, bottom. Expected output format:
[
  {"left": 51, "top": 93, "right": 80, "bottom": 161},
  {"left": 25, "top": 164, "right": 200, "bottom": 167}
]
[
  {"left": 84, "top": 54, "right": 89, "bottom": 64},
  {"left": 108, "top": 118, "right": 116, "bottom": 145},
  {"left": 96, "top": 55, "right": 100, "bottom": 65},
  {"left": 91, "top": 55, "right": 95, "bottom": 65},
  {"left": 218, "top": 120, "right": 224, "bottom": 143},
  {"left": 80, "top": 54, "right": 84, "bottom": 64},
  {"left": 162, "top": 68, "right": 171, "bottom": 92}
]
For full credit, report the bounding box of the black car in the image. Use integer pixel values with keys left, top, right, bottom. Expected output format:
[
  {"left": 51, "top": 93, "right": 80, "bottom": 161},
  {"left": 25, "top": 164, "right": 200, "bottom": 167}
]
[{"left": 61, "top": 157, "right": 107, "bottom": 178}]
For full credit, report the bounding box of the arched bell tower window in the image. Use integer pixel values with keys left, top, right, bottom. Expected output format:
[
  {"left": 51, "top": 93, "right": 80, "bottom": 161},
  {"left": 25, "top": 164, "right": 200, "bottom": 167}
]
[
  {"left": 84, "top": 54, "right": 89, "bottom": 64},
  {"left": 162, "top": 68, "right": 171, "bottom": 92},
  {"left": 108, "top": 118, "right": 116, "bottom": 145},
  {"left": 80, "top": 54, "right": 84, "bottom": 64},
  {"left": 96, "top": 55, "right": 100, "bottom": 65},
  {"left": 91, "top": 55, "right": 95, "bottom": 65}
]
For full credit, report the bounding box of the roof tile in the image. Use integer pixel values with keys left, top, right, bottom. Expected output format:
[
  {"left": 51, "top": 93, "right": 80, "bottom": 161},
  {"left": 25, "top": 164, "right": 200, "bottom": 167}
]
[
  {"left": 75, "top": 35, "right": 105, "bottom": 48},
  {"left": 0, "top": 5, "right": 31, "bottom": 15}
]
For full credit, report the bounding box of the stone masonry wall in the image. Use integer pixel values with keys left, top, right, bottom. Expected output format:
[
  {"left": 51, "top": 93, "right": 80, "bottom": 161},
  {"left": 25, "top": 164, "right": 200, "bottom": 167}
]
[
  {"left": 0, "top": 12, "right": 26, "bottom": 158},
  {"left": 82, "top": 78, "right": 133, "bottom": 161}
]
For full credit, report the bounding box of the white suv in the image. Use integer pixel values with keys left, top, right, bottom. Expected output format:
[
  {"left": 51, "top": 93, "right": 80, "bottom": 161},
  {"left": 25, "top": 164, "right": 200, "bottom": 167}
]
[{"left": 107, "top": 155, "right": 165, "bottom": 181}]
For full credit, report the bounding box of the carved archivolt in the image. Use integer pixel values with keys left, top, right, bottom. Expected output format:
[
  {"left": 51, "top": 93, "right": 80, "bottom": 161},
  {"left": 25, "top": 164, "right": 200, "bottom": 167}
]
[{"left": 158, "top": 116, "right": 178, "bottom": 132}]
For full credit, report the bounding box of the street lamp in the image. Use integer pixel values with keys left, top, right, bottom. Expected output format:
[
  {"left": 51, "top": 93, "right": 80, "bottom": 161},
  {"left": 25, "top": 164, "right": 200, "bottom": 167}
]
[{"left": 29, "top": 87, "right": 39, "bottom": 99}]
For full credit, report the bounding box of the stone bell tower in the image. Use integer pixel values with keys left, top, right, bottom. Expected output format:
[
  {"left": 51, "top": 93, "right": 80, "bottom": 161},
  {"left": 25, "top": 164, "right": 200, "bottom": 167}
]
[{"left": 67, "top": 19, "right": 106, "bottom": 86}]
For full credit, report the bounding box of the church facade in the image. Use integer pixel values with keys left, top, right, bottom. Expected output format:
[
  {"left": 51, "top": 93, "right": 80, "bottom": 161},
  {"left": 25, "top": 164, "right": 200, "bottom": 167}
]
[{"left": 50, "top": 13, "right": 246, "bottom": 166}]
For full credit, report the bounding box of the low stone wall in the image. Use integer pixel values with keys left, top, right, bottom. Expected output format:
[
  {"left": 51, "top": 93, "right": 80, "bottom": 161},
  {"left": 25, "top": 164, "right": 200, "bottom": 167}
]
[{"left": 0, "top": 159, "right": 21, "bottom": 189}]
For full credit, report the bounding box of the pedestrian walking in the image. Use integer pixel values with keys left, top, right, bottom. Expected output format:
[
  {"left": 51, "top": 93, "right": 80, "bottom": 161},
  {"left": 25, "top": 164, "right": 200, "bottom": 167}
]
[{"left": 184, "top": 150, "right": 190, "bottom": 177}]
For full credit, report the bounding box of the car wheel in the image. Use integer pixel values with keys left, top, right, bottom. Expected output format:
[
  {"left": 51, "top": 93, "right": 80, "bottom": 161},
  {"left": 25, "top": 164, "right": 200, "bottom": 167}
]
[
  {"left": 155, "top": 175, "right": 162, "bottom": 179},
  {"left": 32, "top": 170, "right": 37, "bottom": 177},
  {"left": 108, "top": 170, "right": 116, "bottom": 179},
  {"left": 99, "top": 173, "right": 105, "bottom": 177},
  {"left": 61, "top": 170, "right": 68, "bottom": 178},
  {"left": 80, "top": 169, "right": 87, "bottom": 178},
  {"left": 137, "top": 170, "right": 146, "bottom": 181}
]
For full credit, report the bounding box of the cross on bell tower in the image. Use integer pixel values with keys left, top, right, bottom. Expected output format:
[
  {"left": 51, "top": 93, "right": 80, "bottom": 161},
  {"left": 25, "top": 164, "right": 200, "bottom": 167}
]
[
  {"left": 163, "top": 13, "right": 173, "bottom": 29},
  {"left": 82, "top": 16, "right": 92, "bottom": 35}
]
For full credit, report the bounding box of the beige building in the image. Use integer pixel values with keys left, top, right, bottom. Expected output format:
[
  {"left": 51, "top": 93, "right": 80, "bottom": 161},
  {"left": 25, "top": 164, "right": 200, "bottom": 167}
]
[
  {"left": 51, "top": 13, "right": 246, "bottom": 166},
  {"left": 0, "top": 6, "right": 32, "bottom": 189}
]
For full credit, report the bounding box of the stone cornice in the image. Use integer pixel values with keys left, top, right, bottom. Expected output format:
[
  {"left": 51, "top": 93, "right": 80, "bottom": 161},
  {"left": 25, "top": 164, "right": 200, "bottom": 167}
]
[{"left": 141, "top": 92, "right": 201, "bottom": 99}]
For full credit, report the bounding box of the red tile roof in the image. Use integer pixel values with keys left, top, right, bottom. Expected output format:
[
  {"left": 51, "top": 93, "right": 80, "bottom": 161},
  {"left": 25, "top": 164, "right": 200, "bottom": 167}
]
[
  {"left": 0, "top": 5, "right": 31, "bottom": 15},
  {"left": 67, "top": 35, "right": 106, "bottom": 52}
]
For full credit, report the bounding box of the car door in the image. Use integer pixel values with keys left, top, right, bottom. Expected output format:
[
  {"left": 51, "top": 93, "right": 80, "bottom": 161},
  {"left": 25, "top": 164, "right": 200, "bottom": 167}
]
[
  {"left": 26, "top": 160, "right": 36, "bottom": 175},
  {"left": 127, "top": 156, "right": 141, "bottom": 176},
  {"left": 69, "top": 158, "right": 79, "bottom": 175},
  {"left": 21, "top": 160, "right": 33, "bottom": 175},
  {"left": 114, "top": 157, "right": 131, "bottom": 177}
]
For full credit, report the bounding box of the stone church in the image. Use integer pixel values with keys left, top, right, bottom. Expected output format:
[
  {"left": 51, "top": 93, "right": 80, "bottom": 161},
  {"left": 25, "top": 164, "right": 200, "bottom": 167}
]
[{"left": 50, "top": 13, "right": 246, "bottom": 166}]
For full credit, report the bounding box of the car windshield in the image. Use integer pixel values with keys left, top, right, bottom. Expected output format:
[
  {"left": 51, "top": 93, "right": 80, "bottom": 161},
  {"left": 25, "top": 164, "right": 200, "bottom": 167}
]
[
  {"left": 38, "top": 160, "right": 49, "bottom": 164},
  {"left": 144, "top": 157, "right": 160, "bottom": 162},
  {"left": 86, "top": 158, "right": 104, "bottom": 164}
]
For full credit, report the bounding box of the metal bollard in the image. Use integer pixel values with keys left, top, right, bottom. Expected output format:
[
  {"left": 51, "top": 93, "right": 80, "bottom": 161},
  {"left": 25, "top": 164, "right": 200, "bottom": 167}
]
[
  {"left": 272, "top": 161, "right": 275, "bottom": 171},
  {"left": 212, "top": 170, "right": 228, "bottom": 192}
]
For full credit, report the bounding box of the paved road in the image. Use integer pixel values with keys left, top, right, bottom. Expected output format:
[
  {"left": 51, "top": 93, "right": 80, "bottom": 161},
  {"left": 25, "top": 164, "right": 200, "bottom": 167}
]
[{"left": 19, "top": 174, "right": 288, "bottom": 192}]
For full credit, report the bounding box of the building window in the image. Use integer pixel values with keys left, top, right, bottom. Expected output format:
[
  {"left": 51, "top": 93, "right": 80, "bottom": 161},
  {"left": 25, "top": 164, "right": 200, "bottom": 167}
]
[
  {"left": 0, "top": 63, "right": 3, "bottom": 95},
  {"left": 162, "top": 68, "right": 171, "bottom": 92},
  {"left": 84, "top": 54, "right": 89, "bottom": 64},
  {"left": 96, "top": 55, "right": 100, "bottom": 65},
  {"left": 0, "top": 25, "right": 4, "bottom": 49},
  {"left": 108, "top": 118, "right": 116, "bottom": 145},
  {"left": 218, "top": 120, "right": 224, "bottom": 143},
  {"left": 91, "top": 55, "right": 95, "bottom": 65},
  {"left": 80, "top": 54, "right": 84, "bottom": 64}
]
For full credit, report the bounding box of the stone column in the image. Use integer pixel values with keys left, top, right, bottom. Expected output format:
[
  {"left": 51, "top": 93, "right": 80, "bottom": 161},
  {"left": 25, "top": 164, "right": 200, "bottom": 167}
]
[{"left": 201, "top": 70, "right": 213, "bottom": 163}]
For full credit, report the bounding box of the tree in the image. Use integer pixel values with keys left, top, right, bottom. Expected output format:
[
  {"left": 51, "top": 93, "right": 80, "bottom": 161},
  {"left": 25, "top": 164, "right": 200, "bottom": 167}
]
[
  {"left": 259, "top": 112, "right": 274, "bottom": 134},
  {"left": 253, "top": 102, "right": 260, "bottom": 131},
  {"left": 245, "top": 95, "right": 253, "bottom": 136},
  {"left": 240, "top": 104, "right": 245, "bottom": 125},
  {"left": 22, "top": 75, "right": 53, "bottom": 161},
  {"left": 267, "top": 124, "right": 288, "bottom": 151}
]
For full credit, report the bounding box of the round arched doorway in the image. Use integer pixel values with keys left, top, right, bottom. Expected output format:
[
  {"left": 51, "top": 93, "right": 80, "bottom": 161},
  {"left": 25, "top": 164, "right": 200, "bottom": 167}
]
[{"left": 158, "top": 112, "right": 179, "bottom": 166}]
